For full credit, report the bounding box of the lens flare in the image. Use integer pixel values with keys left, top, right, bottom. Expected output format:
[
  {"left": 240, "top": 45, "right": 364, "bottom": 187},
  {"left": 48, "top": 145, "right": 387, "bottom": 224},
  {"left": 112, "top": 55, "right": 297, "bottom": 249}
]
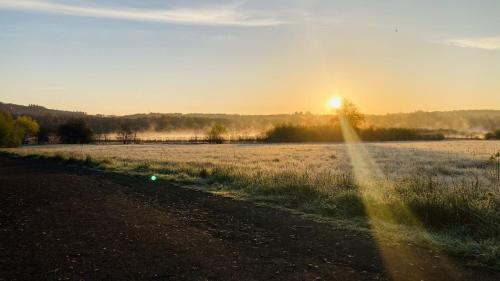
[{"left": 150, "top": 175, "right": 157, "bottom": 181}]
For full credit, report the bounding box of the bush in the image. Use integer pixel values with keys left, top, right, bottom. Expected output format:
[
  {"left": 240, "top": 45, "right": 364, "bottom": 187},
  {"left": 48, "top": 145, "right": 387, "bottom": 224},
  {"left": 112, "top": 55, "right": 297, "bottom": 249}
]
[
  {"left": 360, "top": 127, "right": 445, "bottom": 141},
  {"left": 15, "top": 116, "right": 40, "bottom": 143},
  {"left": 58, "top": 119, "right": 93, "bottom": 144},
  {"left": 206, "top": 123, "right": 227, "bottom": 144},
  {"left": 37, "top": 126, "right": 51, "bottom": 144},
  {"left": 485, "top": 129, "right": 500, "bottom": 140},
  {"left": 0, "top": 112, "right": 40, "bottom": 147},
  {"left": 265, "top": 124, "right": 343, "bottom": 142},
  {"left": 265, "top": 124, "right": 444, "bottom": 143}
]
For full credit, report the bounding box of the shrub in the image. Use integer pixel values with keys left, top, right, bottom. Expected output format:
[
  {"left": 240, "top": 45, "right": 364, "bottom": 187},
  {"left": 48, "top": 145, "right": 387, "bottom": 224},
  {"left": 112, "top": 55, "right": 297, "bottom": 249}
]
[
  {"left": 37, "top": 126, "right": 51, "bottom": 144},
  {"left": 360, "top": 127, "right": 445, "bottom": 141},
  {"left": 485, "top": 129, "right": 500, "bottom": 140},
  {"left": 58, "top": 119, "right": 93, "bottom": 144},
  {"left": 0, "top": 112, "right": 40, "bottom": 147},
  {"left": 490, "top": 151, "right": 500, "bottom": 183},
  {"left": 206, "top": 123, "right": 227, "bottom": 144},
  {"left": 15, "top": 116, "right": 40, "bottom": 143},
  {"left": 265, "top": 124, "right": 343, "bottom": 142},
  {"left": 265, "top": 125, "right": 444, "bottom": 143}
]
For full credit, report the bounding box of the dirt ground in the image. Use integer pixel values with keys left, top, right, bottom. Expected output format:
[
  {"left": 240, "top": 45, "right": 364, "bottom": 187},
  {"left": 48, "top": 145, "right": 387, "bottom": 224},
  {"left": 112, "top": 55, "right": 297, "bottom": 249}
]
[{"left": 0, "top": 155, "right": 498, "bottom": 281}]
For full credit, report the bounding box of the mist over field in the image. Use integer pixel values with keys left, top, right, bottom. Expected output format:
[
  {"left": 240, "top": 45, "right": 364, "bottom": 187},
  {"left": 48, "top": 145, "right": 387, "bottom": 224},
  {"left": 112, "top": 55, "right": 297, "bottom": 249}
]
[
  {"left": 2, "top": 102, "right": 500, "bottom": 140},
  {"left": 1, "top": 1, "right": 500, "bottom": 279}
]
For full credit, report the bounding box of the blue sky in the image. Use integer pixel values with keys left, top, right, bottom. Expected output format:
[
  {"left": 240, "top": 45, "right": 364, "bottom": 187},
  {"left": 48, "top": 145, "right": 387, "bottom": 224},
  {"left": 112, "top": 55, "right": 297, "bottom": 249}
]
[{"left": 1, "top": 0, "right": 499, "bottom": 115}]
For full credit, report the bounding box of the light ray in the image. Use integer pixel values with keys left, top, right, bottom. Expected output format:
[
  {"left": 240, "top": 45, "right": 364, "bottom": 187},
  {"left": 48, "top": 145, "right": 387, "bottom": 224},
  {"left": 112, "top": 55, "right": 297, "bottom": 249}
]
[{"left": 339, "top": 114, "right": 462, "bottom": 280}]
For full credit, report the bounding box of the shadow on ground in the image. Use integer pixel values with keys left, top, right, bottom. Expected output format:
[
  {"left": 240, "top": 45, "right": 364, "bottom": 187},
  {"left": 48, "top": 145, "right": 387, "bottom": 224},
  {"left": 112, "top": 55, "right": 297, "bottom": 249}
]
[{"left": 0, "top": 155, "right": 498, "bottom": 281}]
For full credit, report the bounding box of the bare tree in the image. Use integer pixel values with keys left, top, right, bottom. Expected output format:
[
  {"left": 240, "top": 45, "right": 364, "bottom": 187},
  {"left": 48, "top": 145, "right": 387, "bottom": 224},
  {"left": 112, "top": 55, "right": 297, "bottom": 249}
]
[{"left": 118, "top": 123, "right": 133, "bottom": 144}]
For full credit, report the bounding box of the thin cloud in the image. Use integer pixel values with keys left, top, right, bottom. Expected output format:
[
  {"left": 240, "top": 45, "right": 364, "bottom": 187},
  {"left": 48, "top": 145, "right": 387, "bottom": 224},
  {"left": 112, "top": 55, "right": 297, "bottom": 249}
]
[
  {"left": 0, "top": 0, "right": 286, "bottom": 27},
  {"left": 445, "top": 37, "right": 500, "bottom": 50}
]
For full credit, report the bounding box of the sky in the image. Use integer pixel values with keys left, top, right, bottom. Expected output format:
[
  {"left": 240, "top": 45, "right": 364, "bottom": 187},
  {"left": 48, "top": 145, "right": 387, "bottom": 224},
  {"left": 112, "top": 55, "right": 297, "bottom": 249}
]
[{"left": 0, "top": 0, "right": 499, "bottom": 115}]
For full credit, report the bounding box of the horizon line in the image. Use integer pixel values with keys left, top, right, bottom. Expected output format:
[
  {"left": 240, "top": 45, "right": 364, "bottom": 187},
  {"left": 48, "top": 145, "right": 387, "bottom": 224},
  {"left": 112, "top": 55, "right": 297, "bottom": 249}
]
[{"left": 1, "top": 101, "right": 499, "bottom": 117}]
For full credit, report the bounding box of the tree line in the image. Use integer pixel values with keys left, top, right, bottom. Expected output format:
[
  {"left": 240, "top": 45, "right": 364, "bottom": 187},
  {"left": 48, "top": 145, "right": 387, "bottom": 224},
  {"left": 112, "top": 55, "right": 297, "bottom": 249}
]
[
  {"left": 2, "top": 99, "right": 500, "bottom": 147},
  {"left": 264, "top": 100, "right": 445, "bottom": 142},
  {"left": 0, "top": 111, "right": 233, "bottom": 146},
  {"left": 265, "top": 125, "right": 445, "bottom": 142},
  {"left": 3, "top": 102, "right": 500, "bottom": 137}
]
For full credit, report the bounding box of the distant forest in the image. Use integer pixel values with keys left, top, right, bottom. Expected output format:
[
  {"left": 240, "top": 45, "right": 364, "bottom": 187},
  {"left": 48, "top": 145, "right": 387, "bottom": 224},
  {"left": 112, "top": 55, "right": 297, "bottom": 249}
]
[{"left": 1, "top": 102, "right": 500, "bottom": 137}]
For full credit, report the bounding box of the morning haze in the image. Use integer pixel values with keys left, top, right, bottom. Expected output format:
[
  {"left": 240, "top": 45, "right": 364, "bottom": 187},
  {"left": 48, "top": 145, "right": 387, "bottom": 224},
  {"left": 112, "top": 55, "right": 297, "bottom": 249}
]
[{"left": 1, "top": 2, "right": 500, "bottom": 281}]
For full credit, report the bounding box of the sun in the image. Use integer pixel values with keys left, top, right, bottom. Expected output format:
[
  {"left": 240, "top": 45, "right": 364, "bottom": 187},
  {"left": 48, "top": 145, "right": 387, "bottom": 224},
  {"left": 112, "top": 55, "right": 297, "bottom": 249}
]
[{"left": 328, "top": 96, "right": 342, "bottom": 110}]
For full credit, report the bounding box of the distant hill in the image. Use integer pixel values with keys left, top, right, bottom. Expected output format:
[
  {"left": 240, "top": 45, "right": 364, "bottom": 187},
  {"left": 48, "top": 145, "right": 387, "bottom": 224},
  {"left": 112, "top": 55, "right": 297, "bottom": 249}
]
[
  {"left": 0, "top": 102, "right": 86, "bottom": 117},
  {"left": 1, "top": 102, "right": 499, "bottom": 135}
]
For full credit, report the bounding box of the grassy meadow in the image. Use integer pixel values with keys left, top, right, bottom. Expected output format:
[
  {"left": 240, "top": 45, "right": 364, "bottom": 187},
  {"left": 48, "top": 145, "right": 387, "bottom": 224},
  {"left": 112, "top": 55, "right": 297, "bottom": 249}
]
[{"left": 3, "top": 140, "right": 500, "bottom": 267}]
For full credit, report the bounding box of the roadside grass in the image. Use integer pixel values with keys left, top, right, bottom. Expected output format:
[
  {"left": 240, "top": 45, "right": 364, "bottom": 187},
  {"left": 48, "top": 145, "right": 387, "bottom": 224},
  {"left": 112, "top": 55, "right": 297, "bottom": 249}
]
[{"left": 1, "top": 143, "right": 499, "bottom": 269}]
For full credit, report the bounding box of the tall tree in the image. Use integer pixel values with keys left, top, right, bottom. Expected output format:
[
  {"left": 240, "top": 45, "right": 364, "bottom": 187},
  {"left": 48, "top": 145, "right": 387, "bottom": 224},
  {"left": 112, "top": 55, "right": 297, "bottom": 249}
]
[{"left": 336, "top": 99, "right": 365, "bottom": 129}]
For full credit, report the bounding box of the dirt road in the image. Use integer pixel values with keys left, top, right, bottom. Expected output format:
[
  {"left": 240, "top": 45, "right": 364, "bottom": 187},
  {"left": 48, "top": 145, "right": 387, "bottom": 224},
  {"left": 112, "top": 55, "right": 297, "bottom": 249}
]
[{"left": 0, "top": 155, "right": 498, "bottom": 280}]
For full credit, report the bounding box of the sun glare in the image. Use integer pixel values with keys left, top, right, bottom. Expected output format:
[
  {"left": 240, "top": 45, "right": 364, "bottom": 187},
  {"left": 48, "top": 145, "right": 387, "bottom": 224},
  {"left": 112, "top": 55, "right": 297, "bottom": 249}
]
[{"left": 328, "top": 96, "right": 342, "bottom": 110}]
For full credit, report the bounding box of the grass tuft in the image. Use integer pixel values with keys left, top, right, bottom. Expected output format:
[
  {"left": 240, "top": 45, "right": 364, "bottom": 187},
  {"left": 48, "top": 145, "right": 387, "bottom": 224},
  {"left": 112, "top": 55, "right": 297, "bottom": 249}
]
[{"left": 2, "top": 142, "right": 499, "bottom": 268}]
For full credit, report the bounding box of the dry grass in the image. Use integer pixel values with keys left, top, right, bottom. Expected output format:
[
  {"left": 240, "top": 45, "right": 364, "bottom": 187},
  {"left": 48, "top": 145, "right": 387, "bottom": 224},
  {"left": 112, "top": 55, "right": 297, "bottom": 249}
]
[{"left": 3, "top": 140, "right": 500, "bottom": 267}]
